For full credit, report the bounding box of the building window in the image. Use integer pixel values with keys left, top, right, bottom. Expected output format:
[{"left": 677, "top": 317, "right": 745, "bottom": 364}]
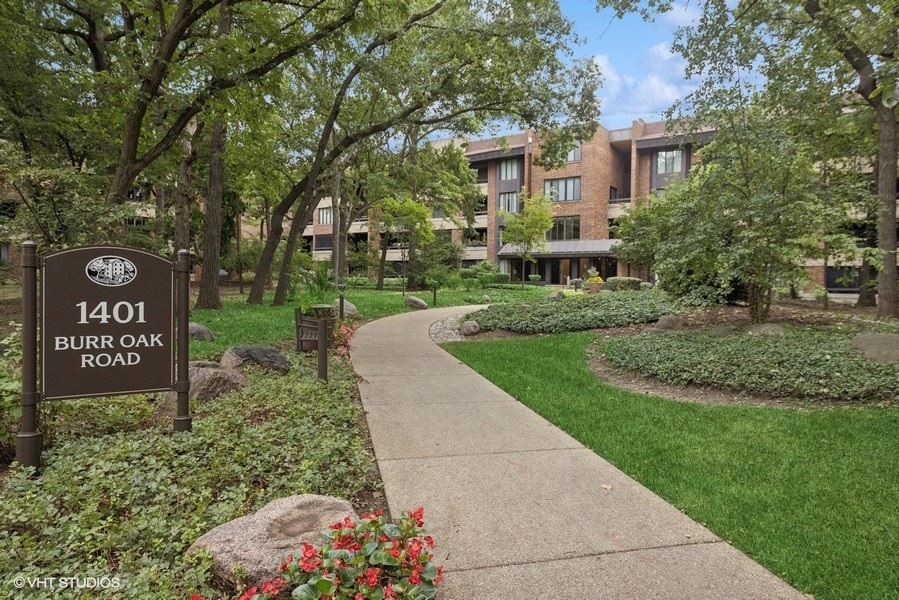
[
  {"left": 656, "top": 150, "right": 682, "bottom": 175},
  {"left": 314, "top": 234, "right": 332, "bottom": 250},
  {"left": 0, "top": 243, "right": 8, "bottom": 265},
  {"left": 475, "top": 164, "right": 488, "bottom": 183},
  {"left": 318, "top": 207, "right": 333, "bottom": 225},
  {"left": 548, "top": 216, "right": 580, "bottom": 241},
  {"left": 475, "top": 195, "right": 488, "bottom": 215},
  {"left": 466, "top": 228, "right": 488, "bottom": 246},
  {"left": 499, "top": 159, "right": 519, "bottom": 181},
  {"left": 544, "top": 177, "right": 581, "bottom": 202},
  {"left": 566, "top": 141, "right": 582, "bottom": 162},
  {"left": 498, "top": 191, "right": 519, "bottom": 213}
]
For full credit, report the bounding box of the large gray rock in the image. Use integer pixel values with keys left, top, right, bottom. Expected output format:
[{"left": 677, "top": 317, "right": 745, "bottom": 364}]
[
  {"left": 459, "top": 320, "right": 480, "bottom": 336},
  {"left": 188, "top": 495, "right": 358, "bottom": 586},
  {"left": 745, "top": 323, "right": 785, "bottom": 337},
  {"left": 852, "top": 333, "right": 899, "bottom": 362},
  {"left": 545, "top": 291, "right": 565, "bottom": 301},
  {"left": 220, "top": 346, "right": 290, "bottom": 374},
  {"left": 189, "top": 322, "right": 216, "bottom": 341},
  {"left": 654, "top": 315, "right": 689, "bottom": 330},
  {"left": 168, "top": 362, "right": 248, "bottom": 403},
  {"left": 334, "top": 297, "right": 357, "bottom": 317},
  {"left": 405, "top": 296, "right": 428, "bottom": 310}
]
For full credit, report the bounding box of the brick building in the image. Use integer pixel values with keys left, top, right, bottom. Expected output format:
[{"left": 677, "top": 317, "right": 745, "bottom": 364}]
[{"left": 304, "top": 119, "right": 711, "bottom": 283}]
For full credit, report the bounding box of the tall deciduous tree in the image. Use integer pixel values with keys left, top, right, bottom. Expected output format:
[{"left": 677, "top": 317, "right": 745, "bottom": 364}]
[
  {"left": 613, "top": 110, "right": 854, "bottom": 322},
  {"left": 499, "top": 189, "right": 554, "bottom": 287},
  {"left": 246, "top": 0, "right": 600, "bottom": 305},
  {"left": 0, "top": 0, "right": 362, "bottom": 204},
  {"left": 598, "top": 0, "right": 898, "bottom": 317}
]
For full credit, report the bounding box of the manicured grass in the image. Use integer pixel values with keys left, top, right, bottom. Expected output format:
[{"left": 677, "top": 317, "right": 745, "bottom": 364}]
[
  {"left": 442, "top": 333, "right": 899, "bottom": 600},
  {"left": 191, "top": 286, "right": 548, "bottom": 359}
]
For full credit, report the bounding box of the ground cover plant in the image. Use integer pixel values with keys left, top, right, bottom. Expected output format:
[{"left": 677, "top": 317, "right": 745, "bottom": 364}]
[
  {"left": 441, "top": 333, "right": 899, "bottom": 600},
  {"left": 601, "top": 324, "right": 899, "bottom": 403},
  {"left": 466, "top": 289, "right": 677, "bottom": 334},
  {"left": 0, "top": 356, "right": 377, "bottom": 599}
]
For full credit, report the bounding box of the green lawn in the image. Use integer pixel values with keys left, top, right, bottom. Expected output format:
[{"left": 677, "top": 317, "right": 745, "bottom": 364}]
[
  {"left": 442, "top": 333, "right": 899, "bottom": 600},
  {"left": 191, "top": 286, "right": 547, "bottom": 359}
]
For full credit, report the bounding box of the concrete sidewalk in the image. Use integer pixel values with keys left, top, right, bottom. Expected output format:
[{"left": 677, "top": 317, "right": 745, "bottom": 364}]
[{"left": 352, "top": 306, "right": 805, "bottom": 599}]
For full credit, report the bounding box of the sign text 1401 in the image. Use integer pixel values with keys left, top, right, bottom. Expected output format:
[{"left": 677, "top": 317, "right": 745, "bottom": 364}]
[{"left": 76, "top": 301, "right": 147, "bottom": 325}]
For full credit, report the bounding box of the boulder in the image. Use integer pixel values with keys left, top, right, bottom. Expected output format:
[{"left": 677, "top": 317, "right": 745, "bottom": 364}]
[
  {"left": 405, "top": 296, "right": 428, "bottom": 310},
  {"left": 545, "top": 291, "right": 565, "bottom": 301},
  {"left": 654, "top": 315, "right": 689, "bottom": 331},
  {"left": 188, "top": 495, "right": 358, "bottom": 586},
  {"left": 482, "top": 295, "right": 491, "bottom": 303},
  {"left": 852, "top": 333, "right": 899, "bottom": 362},
  {"left": 334, "top": 297, "right": 358, "bottom": 317},
  {"left": 220, "top": 346, "right": 290, "bottom": 374},
  {"left": 459, "top": 320, "right": 480, "bottom": 336},
  {"left": 745, "top": 323, "right": 785, "bottom": 337},
  {"left": 167, "top": 362, "right": 248, "bottom": 403},
  {"left": 189, "top": 322, "right": 216, "bottom": 341}
]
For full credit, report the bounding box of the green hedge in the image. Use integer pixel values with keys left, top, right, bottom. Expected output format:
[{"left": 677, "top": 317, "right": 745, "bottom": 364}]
[
  {"left": 606, "top": 276, "right": 642, "bottom": 291},
  {"left": 469, "top": 290, "right": 676, "bottom": 334}
]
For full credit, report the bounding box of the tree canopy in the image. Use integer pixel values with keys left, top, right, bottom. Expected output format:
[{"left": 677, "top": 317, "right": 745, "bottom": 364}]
[
  {"left": 597, "top": 0, "right": 898, "bottom": 317},
  {"left": 613, "top": 109, "right": 855, "bottom": 322}
]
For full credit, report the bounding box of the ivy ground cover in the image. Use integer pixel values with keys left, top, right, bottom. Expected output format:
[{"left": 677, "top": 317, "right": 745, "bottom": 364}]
[{"left": 0, "top": 356, "right": 376, "bottom": 599}]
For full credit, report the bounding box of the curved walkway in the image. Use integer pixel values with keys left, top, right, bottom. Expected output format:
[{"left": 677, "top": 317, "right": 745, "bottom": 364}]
[{"left": 352, "top": 306, "right": 804, "bottom": 600}]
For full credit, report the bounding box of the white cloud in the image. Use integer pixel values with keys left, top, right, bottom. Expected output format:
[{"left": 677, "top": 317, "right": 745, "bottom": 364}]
[
  {"left": 593, "top": 54, "right": 622, "bottom": 98},
  {"left": 648, "top": 42, "right": 675, "bottom": 63},
  {"left": 593, "top": 50, "right": 695, "bottom": 128}
]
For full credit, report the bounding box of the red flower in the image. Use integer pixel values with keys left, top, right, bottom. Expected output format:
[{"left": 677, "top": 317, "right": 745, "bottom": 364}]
[
  {"left": 424, "top": 535, "right": 435, "bottom": 549},
  {"left": 389, "top": 539, "right": 402, "bottom": 559},
  {"left": 301, "top": 542, "right": 318, "bottom": 559},
  {"left": 409, "top": 506, "right": 425, "bottom": 527},
  {"left": 330, "top": 516, "right": 357, "bottom": 530},
  {"left": 279, "top": 554, "right": 294, "bottom": 572},
  {"left": 355, "top": 594, "right": 365, "bottom": 600},
  {"left": 364, "top": 567, "right": 381, "bottom": 586},
  {"left": 407, "top": 538, "right": 423, "bottom": 560},
  {"left": 435, "top": 565, "right": 445, "bottom": 585},
  {"left": 237, "top": 586, "right": 257, "bottom": 600},
  {"left": 409, "top": 564, "right": 423, "bottom": 585},
  {"left": 261, "top": 578, "right": 284, "bottom": 594},
  {"left": 384, "top": 583, "right": 395, "bottom": 598},
  {"left": 190, "top": 595, "right": 205, "bottom": 600}
]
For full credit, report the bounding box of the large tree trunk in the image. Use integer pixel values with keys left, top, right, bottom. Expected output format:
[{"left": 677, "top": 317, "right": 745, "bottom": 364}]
[
  {"left": 195, "top": 116, "right": 227, "bottom": 309},
  {"left": 174, "top": 119, "right": 200, "bottom": 257},
  {"left": 377, "top": 234, "right": 388, "bottom": 290},
  {"left": 195, "top": 2, "right": 231, "bottom": 310},
  {"left": 857, "top": 218, "right": 878, "bottom": 307},
  {"left": 155, "top": 184, "right": 166, "bottom": 238},
  {"left": 874, "top": 105, "right": 897, "bottom": 317},
  {"left": 272, "top": 201, "right": 316, "bottom": 305},
  {"left": 331, "top": 158, "right": 343, "bottom": 277}
]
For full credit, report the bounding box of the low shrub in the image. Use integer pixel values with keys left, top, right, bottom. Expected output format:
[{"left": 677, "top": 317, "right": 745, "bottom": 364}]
[
  {"left": 493, "top": 272, "right": 511, "bottom": 284},
  {"left": 606, "top": 276, "right": 642, "bottom": 291},
  {"left": 601, "top": 326, "right": 899, "bottom": 403},
  {"left": 469, "top": 289, "right": 676, "bottom": 334}
]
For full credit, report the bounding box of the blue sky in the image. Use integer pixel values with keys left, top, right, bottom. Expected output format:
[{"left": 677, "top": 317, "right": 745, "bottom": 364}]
[{"left": 558, "top": 1, "right": 703, "bottom": 130}]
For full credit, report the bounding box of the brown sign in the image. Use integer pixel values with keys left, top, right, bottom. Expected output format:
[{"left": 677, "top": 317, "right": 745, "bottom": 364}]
[{"left": 41, "top": 247, "right": 174, "bottom": 400}]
